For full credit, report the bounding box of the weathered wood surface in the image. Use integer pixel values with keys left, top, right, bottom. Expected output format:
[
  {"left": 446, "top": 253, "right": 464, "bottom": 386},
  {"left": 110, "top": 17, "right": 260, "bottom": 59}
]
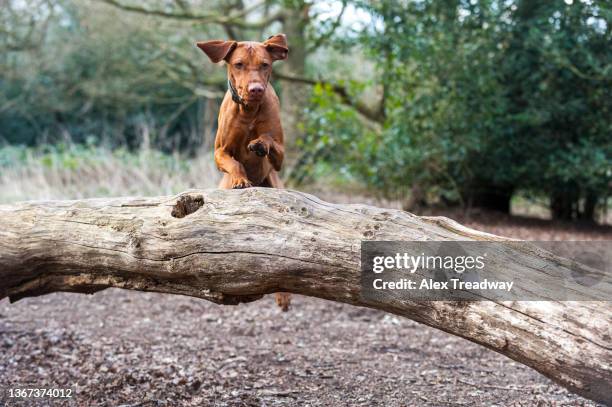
[{"left": 0, "top": 189, "right": 609, "bottom": 404}]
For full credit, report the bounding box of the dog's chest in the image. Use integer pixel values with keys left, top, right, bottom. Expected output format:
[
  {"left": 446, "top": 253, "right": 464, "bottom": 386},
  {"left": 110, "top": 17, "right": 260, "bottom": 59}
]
[{"left": 234, "top": 123, "right": 271, "bottom": 185}]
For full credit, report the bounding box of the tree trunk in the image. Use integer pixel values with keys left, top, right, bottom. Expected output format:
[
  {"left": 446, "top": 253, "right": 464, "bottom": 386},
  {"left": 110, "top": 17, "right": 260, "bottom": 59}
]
[
  {"left": 580, "top": 190, "right": 598, "bottom": 222},
  {"left": 551, "top": 189, "right": 578, "bottom": 221},
  {"left": 279, "top": 4, "right": 308, "bottom": 152},
  {"left": 0, "top": 189, "right": 609, "bottom": 404},
  {"left": 464, "top": 185, "right": 513, "bottom": 213}
]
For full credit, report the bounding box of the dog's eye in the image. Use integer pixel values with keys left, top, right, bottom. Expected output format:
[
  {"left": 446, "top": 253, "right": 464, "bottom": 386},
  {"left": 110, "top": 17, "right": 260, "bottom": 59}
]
[
  {"left": 234, "top": 62, "right": 244, "bottom": 69},
  {"left": 261, "top": 63, "right": 270, "bottom": 69}
]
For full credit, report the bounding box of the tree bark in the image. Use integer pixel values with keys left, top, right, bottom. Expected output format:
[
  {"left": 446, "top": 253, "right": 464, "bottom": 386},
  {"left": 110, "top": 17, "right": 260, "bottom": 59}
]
[
  {"left": 0, "top": 189, "right": 609, "bottom": 404},
  {"left": 279, "top": 3, "right": 309, "bottom": 150}
]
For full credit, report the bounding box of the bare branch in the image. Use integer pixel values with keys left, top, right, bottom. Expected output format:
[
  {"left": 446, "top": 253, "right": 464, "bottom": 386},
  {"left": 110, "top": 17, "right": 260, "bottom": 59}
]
[
  {"left": 96, "top": 0, "right": 284, "bottom": 29},
  {"left": 307, "top": 0, "right": 347, "bottom": 52},
  {"left": 273, "top": 71, "right": 384, "bottom": 123}
]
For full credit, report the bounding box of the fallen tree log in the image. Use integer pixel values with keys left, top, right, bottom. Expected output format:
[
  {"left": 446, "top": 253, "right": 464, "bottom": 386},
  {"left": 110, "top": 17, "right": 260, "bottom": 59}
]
[{"left": 0, "top": 189, "right": 609, "bottom": 404}]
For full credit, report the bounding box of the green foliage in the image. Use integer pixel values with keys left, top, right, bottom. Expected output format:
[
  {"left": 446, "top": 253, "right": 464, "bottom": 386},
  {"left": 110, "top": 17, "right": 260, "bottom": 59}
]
[
  {"left": 0, "top": 0, "right": 224, "bottom": 152},
  {"left": 1, "top": 0, "right": 610, "bottom": 221},
  {"left": 498, "top": 0, "right": 611, "bottom": 219},
  {"left": 294, "top": 83, "right": 373, "bottom": 184},
  {"left": 297, "top": 0, "right": 611, "bottom": 220}
]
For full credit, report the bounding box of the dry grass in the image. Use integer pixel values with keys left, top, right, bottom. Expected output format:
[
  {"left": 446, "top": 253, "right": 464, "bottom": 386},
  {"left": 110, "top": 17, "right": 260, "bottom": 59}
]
[{"left": 0, "top": 146, "right": 219, "bottom": 203}]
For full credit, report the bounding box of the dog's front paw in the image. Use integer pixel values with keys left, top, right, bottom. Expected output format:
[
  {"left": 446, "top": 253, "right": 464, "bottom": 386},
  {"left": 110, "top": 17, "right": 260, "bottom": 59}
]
[
  {"left": 231, "top": 176, "right": 252, "bottom": 189},
  {"left": 248, "top": 140, "right": 269, "bottom": 157}
]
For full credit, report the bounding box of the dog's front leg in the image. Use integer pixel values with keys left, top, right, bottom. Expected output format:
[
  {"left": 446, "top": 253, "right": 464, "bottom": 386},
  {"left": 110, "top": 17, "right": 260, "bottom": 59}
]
[
  {"left": 214, "top": 148, "right": 252, "bottom": 189},
  {"left": 247, "top": 134, "right": 284, "bottom": 171}
]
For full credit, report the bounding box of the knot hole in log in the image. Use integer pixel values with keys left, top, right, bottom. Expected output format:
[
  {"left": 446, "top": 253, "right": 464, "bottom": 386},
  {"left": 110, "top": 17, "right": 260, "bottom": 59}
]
[{"left": 171, "top": 194, "right": 204, "bottom": 218}]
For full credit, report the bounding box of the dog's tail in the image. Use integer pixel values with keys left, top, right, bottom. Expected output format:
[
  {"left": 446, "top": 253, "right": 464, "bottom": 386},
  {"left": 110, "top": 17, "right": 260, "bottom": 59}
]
[{"left": 275, "top": 292, "right": 291, "bottom": 312}]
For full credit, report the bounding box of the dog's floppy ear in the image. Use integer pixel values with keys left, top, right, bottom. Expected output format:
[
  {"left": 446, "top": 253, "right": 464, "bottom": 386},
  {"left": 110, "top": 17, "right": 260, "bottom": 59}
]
[
  {"left": 263, "top": 34, "right": 288, "bottom": 61},
  {"left": 196, "top": 40, "right": 237, "bottom": 63}
]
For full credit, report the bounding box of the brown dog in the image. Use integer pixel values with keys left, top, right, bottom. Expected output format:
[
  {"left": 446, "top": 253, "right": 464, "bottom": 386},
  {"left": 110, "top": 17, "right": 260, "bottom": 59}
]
[{"left": 196, "top": 34, "right": 291, "bottom": 311}]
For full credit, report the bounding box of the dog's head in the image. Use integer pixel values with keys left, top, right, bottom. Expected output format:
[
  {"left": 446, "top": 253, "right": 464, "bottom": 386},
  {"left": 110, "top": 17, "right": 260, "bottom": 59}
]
[{"left": 196, "top": 34, "right": 288, "bottom": 105}]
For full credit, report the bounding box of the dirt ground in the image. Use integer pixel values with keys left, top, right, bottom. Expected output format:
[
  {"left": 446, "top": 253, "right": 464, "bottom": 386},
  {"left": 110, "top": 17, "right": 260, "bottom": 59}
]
[{"left": 1, "top": 208, "right": 609, "bottom": 407}]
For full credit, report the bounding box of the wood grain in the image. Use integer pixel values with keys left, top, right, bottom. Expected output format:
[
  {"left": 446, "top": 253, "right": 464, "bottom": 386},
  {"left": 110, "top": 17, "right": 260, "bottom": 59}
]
[{"left": 0, "top": 188, "right": 609, "bottom": 404}]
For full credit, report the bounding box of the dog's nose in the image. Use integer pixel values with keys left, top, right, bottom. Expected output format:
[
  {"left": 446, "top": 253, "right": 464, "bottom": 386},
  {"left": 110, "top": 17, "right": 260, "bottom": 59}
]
[{"left": 248, "top": 83, "right": 264, "bottom": 98}]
